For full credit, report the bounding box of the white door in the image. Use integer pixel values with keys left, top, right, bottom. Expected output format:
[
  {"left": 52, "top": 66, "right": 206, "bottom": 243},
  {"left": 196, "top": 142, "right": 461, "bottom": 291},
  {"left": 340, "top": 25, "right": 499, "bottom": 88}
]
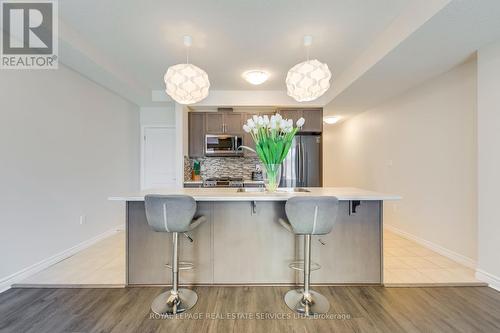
[{"left": 143, "top": 127, "right": 177, "bottom": 189}]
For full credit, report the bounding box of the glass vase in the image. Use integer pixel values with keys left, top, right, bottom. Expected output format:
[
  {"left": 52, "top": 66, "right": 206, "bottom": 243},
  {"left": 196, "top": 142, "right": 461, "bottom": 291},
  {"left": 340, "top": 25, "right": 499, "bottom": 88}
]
[{"left": 262, "top": 164, "right": 282, "bottom": 192}]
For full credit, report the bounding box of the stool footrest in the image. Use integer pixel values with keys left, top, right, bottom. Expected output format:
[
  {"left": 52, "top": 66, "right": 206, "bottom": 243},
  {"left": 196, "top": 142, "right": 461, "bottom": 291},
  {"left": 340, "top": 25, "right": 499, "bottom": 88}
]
[
  {"left": 288, "top": 260, "right": 321, "bottom": 272},
  {"left": 165, "top": 261, "right": 194, "bottom": 271}
]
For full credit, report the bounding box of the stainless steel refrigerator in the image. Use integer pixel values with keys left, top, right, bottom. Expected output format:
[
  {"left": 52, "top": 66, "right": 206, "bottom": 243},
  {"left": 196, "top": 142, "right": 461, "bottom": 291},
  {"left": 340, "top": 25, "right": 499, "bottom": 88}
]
[{"left": 280, "top": 134, "right": 322, "bottom": 187}]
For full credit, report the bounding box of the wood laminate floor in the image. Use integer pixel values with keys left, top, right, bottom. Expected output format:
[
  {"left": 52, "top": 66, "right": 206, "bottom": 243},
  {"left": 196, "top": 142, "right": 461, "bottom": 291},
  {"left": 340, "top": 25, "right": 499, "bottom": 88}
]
[{"left": 1, "top": 286, "right": 500, "bottom": 333}]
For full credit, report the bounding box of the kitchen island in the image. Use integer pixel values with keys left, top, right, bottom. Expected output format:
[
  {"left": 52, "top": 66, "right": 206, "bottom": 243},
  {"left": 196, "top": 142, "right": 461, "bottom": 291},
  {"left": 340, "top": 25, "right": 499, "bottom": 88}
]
[{"left": 110, "top": 187, "right": 400, "bottom": 286}]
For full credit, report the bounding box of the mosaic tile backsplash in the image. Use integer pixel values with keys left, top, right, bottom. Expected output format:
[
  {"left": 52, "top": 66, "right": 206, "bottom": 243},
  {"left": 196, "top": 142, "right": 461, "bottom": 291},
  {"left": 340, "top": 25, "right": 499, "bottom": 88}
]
[{"left": 185, "top": 156, "right": 261, "bottom": 181}]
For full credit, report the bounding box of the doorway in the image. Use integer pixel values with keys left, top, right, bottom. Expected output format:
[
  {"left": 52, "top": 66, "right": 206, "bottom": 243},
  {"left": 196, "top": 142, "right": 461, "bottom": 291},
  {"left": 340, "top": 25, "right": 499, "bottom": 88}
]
[{"left": 142, "top": 126, "right": 177, "bottom": 189}]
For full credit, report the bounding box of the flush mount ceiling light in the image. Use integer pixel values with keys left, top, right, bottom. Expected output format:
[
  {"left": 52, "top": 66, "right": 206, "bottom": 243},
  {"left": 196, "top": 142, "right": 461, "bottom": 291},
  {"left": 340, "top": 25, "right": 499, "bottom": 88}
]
[
  {"left": 323, "top": 116, "right": 341, "bottom": 124},
  {"left": 242, "top": 70, "right": 270, "bottom": 85},
  {"left": 286, "top": 35, "right": 332, "bottom": 102},
  {"left": 164, "top": 35, "right": 210, "bottom": 105}
]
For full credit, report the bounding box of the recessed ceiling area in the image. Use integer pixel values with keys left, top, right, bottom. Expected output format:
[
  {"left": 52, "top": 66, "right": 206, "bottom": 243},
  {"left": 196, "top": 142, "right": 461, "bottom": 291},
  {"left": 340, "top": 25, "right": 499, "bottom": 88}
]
[
  {"left": 59, "top": 0, "right": 410, "bottom": 92},
  {"left": 323, "top": 0, "right": 500, "bottom": 119},
  {"left": 57, "top": 0, "right": 500, "bottom": 113}
]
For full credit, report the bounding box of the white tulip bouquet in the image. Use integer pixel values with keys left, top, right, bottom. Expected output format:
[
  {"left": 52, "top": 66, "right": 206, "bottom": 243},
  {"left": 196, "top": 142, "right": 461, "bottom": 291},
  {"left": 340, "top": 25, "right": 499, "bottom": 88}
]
[{"left": 242, "top": 113, "right": 305, "bottom": 191}]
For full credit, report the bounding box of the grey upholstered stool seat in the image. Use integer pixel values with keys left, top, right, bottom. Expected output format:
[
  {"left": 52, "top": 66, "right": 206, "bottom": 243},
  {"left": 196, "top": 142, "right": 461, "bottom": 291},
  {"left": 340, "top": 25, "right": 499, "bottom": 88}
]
[
  {"left": 278, "top": 196, "right": 339, "bottom": 316},
  {"left": 145, "top": 195, "right": 206, "bottom": 316}
]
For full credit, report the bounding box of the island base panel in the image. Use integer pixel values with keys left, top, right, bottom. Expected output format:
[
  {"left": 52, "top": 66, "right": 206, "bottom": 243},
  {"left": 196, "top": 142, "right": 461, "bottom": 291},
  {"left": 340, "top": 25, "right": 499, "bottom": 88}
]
[{"left": 126, "top": 201, "right": 381, "bottom": 285}]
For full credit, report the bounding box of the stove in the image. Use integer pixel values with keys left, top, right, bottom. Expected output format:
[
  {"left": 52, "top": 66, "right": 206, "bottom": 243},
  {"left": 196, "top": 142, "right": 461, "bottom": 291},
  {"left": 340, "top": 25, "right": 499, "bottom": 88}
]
[{"left": 203, "top": 177, "right": 244, "bottom": 188}]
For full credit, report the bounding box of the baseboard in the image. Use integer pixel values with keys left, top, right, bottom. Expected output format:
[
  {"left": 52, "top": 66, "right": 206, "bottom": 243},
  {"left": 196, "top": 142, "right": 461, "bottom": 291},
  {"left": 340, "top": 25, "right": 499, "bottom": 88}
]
[
  {"left": 384, "top": 224, "right": 477, "bottom": 269},
  {"left": 475, "top": 269, "right": 500, "bottom": 292},
  {"left": 11, "top": 283, "right": 125, "bottom": 289},
  {"left": 384, "top": 282, "right": 487, "bottom": 288},
  {"left": 0, "top": 225, "right": 123, "bottom": 294}
]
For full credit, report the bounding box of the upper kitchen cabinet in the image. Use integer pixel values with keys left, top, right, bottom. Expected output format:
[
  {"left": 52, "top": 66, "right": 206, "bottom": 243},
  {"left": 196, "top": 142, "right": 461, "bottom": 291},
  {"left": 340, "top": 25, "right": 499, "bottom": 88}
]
[
  {"left": 205, "top": 112, "right": 243, "bottom": 134},
  {"left": 242, "top": 112, "right": 274, "bottom": 157},
  {"left": 277, "top": 108, "right": 323, "bottom": 132},
  {"left": 224, "top": 113, "right": 243, "bottom": 133},
  {"left": 242, "top": 112, "right": 256, "bottom": 157},
  {"left": 205, "top": 112, "right": 224, "bottom": 133},
  {"left": 188, "top": 112, "right": 206, "bottom": 158},
  {"left": 243, "top": 131, "right": 256, "bottom": 157},
  {"left": 300, "top": 108, "right": 323, "bottom": 132},
  {"left": 278, "top": 109, "right": 300, "bottom": 124}
]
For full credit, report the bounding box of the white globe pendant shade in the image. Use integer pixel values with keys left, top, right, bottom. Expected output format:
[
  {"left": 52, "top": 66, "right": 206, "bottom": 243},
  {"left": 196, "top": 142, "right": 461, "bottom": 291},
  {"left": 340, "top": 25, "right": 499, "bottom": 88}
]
[
  {"left": 286, "top": 59, "right": 331, "bottom": 102},
  {"left": 164, "top": 63, "right": 210, "bottom": 105}
]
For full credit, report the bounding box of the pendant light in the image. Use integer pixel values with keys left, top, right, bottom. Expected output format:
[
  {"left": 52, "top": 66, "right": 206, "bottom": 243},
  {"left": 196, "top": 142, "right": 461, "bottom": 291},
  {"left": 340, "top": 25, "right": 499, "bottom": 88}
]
[
  {"left": 164, "top": 35, "right": 210, "bottom": 105},
  {"left": 286, "top": 36, "right": 332, "bottom": 102}
]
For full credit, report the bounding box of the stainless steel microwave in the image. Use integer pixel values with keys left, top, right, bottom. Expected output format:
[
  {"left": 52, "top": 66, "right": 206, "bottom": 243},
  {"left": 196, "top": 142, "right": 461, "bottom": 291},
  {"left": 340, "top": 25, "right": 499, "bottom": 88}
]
[{"left": 205, "top": 134, "right": 243, "bottom": 156}]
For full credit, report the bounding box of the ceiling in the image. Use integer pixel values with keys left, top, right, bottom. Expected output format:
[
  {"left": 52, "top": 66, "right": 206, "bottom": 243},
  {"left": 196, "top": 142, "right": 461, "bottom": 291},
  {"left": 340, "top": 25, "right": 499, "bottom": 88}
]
[
  {"left": 324, "top": 0, "right": 500, "bottom": 118},
  {"left": 57, "top": 0, "right": 500, "bottom": 114},
  {"left": 59, "top": 0, "right": 410, "bottom": 91}
]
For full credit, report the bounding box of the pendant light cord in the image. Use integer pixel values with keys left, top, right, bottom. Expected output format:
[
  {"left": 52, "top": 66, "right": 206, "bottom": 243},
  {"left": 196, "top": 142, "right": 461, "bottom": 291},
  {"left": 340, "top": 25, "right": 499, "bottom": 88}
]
[
  {"left": 303, "top": 35, "right": 312, "bottom": 61},
  {"left": 183, "top": 35, "right": 192, "bottom": 64}
]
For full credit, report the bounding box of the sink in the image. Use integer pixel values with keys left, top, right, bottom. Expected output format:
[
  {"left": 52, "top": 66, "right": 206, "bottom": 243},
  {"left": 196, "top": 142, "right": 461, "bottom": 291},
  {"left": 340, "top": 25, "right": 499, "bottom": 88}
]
[
  {"left": 236, "top": 187, "right": 310, "bottom": 193},
  {"left": 276, "top": 188, "right": 311, "bottom": 193},
  {"left": 237, "top": 188, "right": 266, "bottom": 193}
]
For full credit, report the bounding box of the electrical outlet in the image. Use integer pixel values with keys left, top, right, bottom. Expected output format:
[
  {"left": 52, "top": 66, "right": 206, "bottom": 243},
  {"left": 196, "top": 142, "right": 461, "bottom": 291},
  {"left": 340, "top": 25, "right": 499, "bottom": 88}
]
[{"left": 80, "top": 215, "right": 86, "bottom": 225}]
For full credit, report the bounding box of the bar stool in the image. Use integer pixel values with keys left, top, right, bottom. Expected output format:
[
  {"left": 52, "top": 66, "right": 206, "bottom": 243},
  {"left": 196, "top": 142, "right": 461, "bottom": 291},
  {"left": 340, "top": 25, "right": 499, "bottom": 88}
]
[
  {"left": 278, "top": 196, "right": 339, "bottom": 316},
  {"left": 144, "top": 195, "right": 206, "bottom": 315}
]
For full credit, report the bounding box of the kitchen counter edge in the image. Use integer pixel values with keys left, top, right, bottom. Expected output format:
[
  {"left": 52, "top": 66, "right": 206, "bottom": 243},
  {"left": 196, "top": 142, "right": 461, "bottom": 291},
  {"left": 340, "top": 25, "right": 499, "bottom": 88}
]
[{"left": 109, "top": 187, "right": 401, "bottom": 202}]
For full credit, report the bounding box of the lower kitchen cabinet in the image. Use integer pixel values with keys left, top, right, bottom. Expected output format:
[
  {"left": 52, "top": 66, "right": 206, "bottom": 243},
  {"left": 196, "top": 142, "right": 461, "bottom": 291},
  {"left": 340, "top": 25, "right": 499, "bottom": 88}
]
[
  {"left": 244, "top": 182, "right": 264, "bottom": 188},
  {"left": 184, "top": 182, "right": 203, "bottom": 188}
]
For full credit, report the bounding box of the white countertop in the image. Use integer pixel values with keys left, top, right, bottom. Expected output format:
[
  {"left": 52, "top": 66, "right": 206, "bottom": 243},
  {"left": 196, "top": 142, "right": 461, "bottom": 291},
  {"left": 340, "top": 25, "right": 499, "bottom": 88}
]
[{"left": 109, "top": 187, "right": 401, "bottom": 202}]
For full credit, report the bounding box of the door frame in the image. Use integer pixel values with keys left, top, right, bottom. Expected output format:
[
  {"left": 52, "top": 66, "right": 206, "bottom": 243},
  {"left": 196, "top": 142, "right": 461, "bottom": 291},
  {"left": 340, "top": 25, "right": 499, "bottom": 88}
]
[{"left": 140, "top": 125, "right": 176, "bottom": 190}]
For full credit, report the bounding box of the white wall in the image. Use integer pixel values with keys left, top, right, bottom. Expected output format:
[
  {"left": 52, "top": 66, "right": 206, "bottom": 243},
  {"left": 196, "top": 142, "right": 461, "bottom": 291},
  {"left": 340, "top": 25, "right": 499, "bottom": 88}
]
[
  {"left": 0, "top": 65, "right": 140, "bottom": 283},
  {"left": 140, "top": 106, "right": 175, "bottom": 126},
  {"left": 477, "top": 41, "right": 500, "bottom": 289},
  {"left": 323, "top": 59, "right": 477, "bottom": 264}
]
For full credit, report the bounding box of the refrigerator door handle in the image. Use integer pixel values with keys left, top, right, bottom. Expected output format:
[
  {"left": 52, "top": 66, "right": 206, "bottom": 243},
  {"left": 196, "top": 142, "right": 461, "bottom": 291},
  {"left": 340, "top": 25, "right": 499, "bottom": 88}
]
[
  {"left": 302, "top": 149, "right": 309, "bottom": 186},
  {"left": 294, "top": 137, "right": 303, "bottom": 187},
  {"left": 301, "top": 140, "right": 306, "bottom": 187},
  {"left": 296, "top": 138, "right": 301, "bottom": 188}
]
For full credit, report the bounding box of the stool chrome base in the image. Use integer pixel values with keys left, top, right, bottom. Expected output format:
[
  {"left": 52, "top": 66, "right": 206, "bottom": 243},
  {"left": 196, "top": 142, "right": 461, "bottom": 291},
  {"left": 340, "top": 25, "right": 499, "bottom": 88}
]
[
  {"left": 151, "top": 288, "right": 198, "bottom": 315},
  {"left": 284, "top": 289, "right": 330, "bottom": 316}
]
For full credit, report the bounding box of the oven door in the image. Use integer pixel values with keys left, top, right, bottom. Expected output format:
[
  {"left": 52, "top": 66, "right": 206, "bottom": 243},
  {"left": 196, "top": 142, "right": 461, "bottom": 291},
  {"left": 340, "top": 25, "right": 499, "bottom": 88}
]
[{"left": 205, "top": 135, "right": 243, "bottom": 156}]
